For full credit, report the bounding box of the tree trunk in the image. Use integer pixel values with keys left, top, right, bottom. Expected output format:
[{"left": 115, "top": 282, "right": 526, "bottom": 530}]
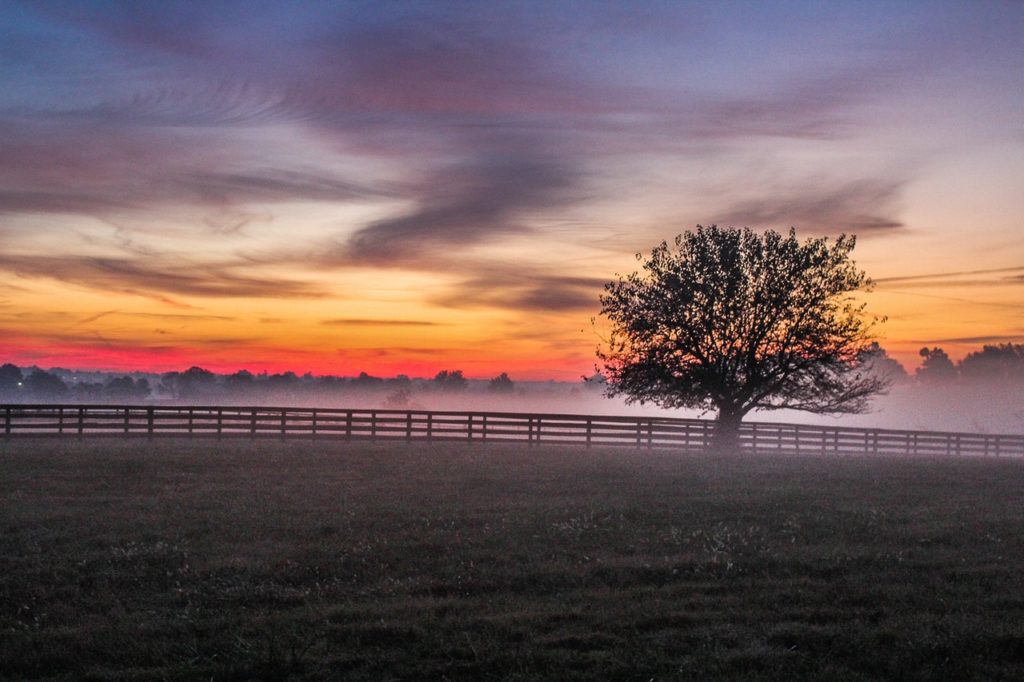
[{"left": 712, "top": 407, "right": 745, "bottom": 456}]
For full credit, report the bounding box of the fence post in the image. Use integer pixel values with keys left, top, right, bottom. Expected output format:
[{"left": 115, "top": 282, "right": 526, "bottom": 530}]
[
  {"left": 586, "top": 418, "right": 592, "bottom": 448},
  {"left": 4, "top": 406, "right": 9, "bottom": 437},
  {"left": 346, "top": 411, "right": 352, "bottom": 440},
  {"left": 468, "top": 414, "right": 473, "bottom": 442},
  {"left": 217, "top": 409, "right": 223, "bottom": 438},
  {"left": 751, "top": 422, "right": 757, "bottom": 454},
  {"left": 794, "top": 424, "right": 800, "bottom": 455},
  {"left": 188, "top": 408, "right": 194, "bottom": 436},
  {"left": 635, "top": 419, "right": 641, "bottom": 447},
  {"left": 58, "top": 407, "right": 63, "bottom": 435},
  {"left": 995, "top": 436, "right": 1002, "bottom": 457},
  {"left": 250, "top": 408, "right": 257, "bottom": 437},
  {"left": 371, "top": 411, "right": 377, "bottom": 440},
  {"left": 647, "top": 419, "right": 653, "bottom": 448},
  {"left": 482, "top": 415, "right": 488, "bottom": 443},
  {"left": 406, "top": 411, "right": 412, "bottom": 442},
  {"left": 955, "top": 433, "right": 960, "bottom": 456},
  {"left": 124, "top": 407, "right": 130, "bottom": 435},
  {"left": 427, "top": 413, "right": 433, "bottom": 442},
  {"left": 312, "top": 410, "right": 318, "bottom": 437},
  {"left": 536, "top": 417, "right": 541, "bottom": 444},
  {"left": 527, "top": 417, "right": 534, "bottom": 447},
  {"left": 147, "top": 407, "right": 154, "bottom": 437},
  {"left": 280, "top": 409, "right": 286, "bottom": 439},
  {"left": 78, "top": 406, "right": 85, "bottom": 438}
]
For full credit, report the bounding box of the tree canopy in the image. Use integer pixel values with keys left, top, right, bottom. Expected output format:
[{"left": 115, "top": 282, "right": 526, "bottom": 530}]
[{"left": 598, "top": 225, "right": 886, "bottom": 450}]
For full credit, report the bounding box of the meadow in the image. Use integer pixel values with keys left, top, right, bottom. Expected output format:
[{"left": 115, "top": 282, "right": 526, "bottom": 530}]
[{"left": 2, "top": 439, "right": 1024, "bottom": 680}]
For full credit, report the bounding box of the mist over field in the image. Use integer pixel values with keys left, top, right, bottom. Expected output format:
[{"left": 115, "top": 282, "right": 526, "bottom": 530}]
[{"left": 3, "top": 354, "right": 1022, "bottom": 435}]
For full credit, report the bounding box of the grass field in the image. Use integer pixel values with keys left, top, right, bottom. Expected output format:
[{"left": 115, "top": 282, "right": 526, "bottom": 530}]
[{"left": 2, "top": 440, "right": 1024, "bottom": 680}]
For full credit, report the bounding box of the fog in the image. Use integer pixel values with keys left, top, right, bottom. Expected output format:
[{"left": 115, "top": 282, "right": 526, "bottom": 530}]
[{"left": 2, "top": 360, "right": 1021, "bottom": 435}]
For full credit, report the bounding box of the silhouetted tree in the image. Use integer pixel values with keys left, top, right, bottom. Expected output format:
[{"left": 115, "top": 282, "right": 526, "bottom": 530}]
[
  {"left": 353, "top": 371, "right": 383, "bottom": 388},
  {"left": 433, "top": 369, "right": 467, "bottom": 392},
  {"left": 916, "top": 347, "right": 956, "bottom": 384},
  {"left": 959, "top": 343, "right": 1024, "bottom": 384},
  {"left": 488, "top": 372, "right": 515, "bottom": 393},
  {"left": 104, "top": 376, "right": 151, "bottom": 402},
  {"left": 599, "top": 225, "right": 885, "bottom": 453},
  {"left": 72, "top": 381, "right": 105, "bottom": 402},
  {"left": 857, "top": 342, "right": 908, "bottom": 384},
  {"left": 0, "top": 363, "right": 23, "bottom": 396},
  {"left": 225, "top": 370, "right": 255, "bottom": 392},
  {"left": 24, "top": 370, "right": 69, "bottom": 400},
  {"left": 162, "top": 366, "right": 218, "bottom": 400},
  {"left": 581, "top": 371, "right": 607, "bottom": 392}
]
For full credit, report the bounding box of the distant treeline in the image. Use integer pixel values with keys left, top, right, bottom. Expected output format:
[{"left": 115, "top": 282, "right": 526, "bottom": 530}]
[
  {"left": 0, "top": 364, "right": 532, "bottom": 404},
  {"left": 912, "top": 344, "right": 1024, "bottom": 385},
  {"left": 1, "top": 343, "right": 1021, "bottom": 404}
]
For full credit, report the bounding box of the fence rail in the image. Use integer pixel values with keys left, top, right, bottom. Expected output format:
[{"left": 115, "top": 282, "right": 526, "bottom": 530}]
[{"left": 2, "top": 404, "right": 1023, "bottom": 457}]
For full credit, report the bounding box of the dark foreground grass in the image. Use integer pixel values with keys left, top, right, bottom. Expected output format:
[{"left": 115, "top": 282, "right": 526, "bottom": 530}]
[{"left": 2, "top": 440, "right": 1024, "bottom": 681}]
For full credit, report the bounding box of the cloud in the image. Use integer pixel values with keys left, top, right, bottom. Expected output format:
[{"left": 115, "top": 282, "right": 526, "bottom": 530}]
[
  {"left": 921, "top": 334, "right": 1024, "bottom": 345},
  {"left": 875, "top": 266, "right": 1024, "bottom": 289},
  {"left": 320, "top": 319, "right": 442, "bottom": 327},
  {"left": 341, "top": 146, "right": 583, "bottom": 265},
  {"left": 0, "top": 117, "right": 390, "bottom": 217},
  {"left": 713, "top": 178, "right": 906, "bottom": 235},
  {"left": 433, "top": 271, "right": 606, "bottom": 313},
  {"left": 0, "top": 254, "right": 323, "bottom": 299},
  {"left": 685, "top": 67, "right": 900, "bottom": 141}
]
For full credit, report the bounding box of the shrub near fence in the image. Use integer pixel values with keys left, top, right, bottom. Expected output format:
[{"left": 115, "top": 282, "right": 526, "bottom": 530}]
[{"left": 1, "top": 404, "right": 1023, "bottom": 457}]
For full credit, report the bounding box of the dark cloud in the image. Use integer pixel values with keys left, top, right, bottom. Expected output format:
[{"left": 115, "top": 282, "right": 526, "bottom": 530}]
[
  {"left": 342, "top": 147, "right": 583, "bottom": 265},
  {"left": 0, "top": 254, "right": 323, "bottom": 299},
  {"left": 714, "top": 178, "right": 905, "bottom": 235},
  {"left": 433, "top": 272, "right": 606, "bottom": 313}
]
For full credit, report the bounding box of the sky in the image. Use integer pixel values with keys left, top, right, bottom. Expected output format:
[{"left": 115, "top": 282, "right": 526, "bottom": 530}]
[{"left": 0, "top": 0, "right": 1021, "bottom": 380}]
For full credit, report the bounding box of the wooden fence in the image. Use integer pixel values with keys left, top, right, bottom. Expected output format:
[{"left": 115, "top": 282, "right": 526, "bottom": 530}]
[{"left": 2, "top": 404, "right": 1023, "bottom": 457}]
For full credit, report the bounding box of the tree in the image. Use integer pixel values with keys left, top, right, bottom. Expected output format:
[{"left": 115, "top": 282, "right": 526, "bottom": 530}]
[
  {"left": 103, "top": 376, "right": 151, "bottom": 401},
  {"left": 916, "top": 347, "right": 956, "bottom": 384},
  {"left": 24, "top": 370, "right": 69, "bottom": 400},
  {"left": 857, "top": 342, "right": 908, "bottom": 384},
  {"left": 433, "top": 369, "right": 467, "bottom": 392},
  {"left": 959, "top": 343, "right": 1024, "bottom": 384},
  {"left": 488, "top": 372, "right": 515, "bottom": 393},
  {"left": 598, "top": 225, "right": 885, "bottom": 453},
  {"left": 0, "top": 363, "right": 23, "bottom": 396},
  {"left": 161, "top": 366, "right": 217, "bottom": 400}
]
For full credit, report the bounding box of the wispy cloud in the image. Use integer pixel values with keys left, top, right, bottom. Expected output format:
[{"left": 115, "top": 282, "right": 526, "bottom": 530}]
[
  {"left": 714, "top": 178, "right": 906, "bottom": 235},
  {"left": 341, "top": 144, "right": 584, "bottom": 265},
  {"left": 920, "top": 334, "right": 1024, "bottom": 345},
  {"left": 321, "top": 318, "right": 443, "bottom": 327},
  {"left": 876, "top": 266, "right": 1024, "bottom": 287},
  {"left": 0, "top": 254, "right": 323, "bottom": 299},
  {"left": 433, "top": 271, "right": 606, "bottom": 313}
]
